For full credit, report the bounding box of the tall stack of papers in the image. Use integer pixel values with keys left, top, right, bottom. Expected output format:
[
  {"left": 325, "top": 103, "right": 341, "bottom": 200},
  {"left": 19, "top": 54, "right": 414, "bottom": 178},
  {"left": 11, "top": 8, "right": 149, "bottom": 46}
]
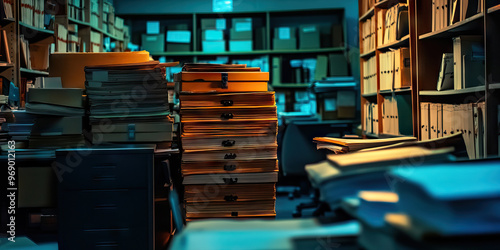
[
  {"left": 25, "top": 88, "right": 85, "bottom": 148},
  {"left": 84, "top": 61, "right": 177, "bottom": 146},
  {"left": 176, "top": 63, "right": 278, "bottom": 220}
]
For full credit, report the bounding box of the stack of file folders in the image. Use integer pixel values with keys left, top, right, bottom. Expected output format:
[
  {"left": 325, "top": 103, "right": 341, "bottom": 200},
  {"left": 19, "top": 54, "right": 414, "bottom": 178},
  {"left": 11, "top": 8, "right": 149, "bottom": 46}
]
[
  {"left": 84, "top": 61, "right": 177, "bottom": 146},
  {"left": 176, "top": 63, "right": 278, "bottom": 221},
  {"left": 25, "top": 88, "right": 85, "bottom": 149}
]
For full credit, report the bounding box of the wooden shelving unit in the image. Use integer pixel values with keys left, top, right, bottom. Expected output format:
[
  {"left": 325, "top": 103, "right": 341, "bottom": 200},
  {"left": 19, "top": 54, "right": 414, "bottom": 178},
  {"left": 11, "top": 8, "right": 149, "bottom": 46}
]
[
  {"left": 124, "top": 8, "right": 351, "bottom": 113},
  {"left": 0, "top": 0, "right": 129, "bottom": 107},
  {"left": 359, "top": 0, "right": 416, "bottom": 139},
  {"left": 408, "top": 0, "right": 499, "bottom": 157}
]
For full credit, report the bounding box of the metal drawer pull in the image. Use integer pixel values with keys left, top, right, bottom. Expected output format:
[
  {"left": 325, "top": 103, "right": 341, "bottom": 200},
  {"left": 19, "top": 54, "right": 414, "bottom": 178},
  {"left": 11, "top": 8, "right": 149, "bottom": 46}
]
[
  {"left": 223, "top": 178, "right": 238, "bottom": 184},
  {"left": 224, "top": 195, "right": 238, "bottom": 202},
  {"left": 223, "top": 165, "right": 236, "bottom": 171},
  {"left": 221, "top": 113, "right": 234, "bottom": 119},
  {"left": 224, "top": 153, "right": 237, "bottom": 159},
  {"left": 222, "top": 140, "right": 236, "bottom": 147},
  {"left": 220, "top": 100, "right": 233, "bottom": 106}
]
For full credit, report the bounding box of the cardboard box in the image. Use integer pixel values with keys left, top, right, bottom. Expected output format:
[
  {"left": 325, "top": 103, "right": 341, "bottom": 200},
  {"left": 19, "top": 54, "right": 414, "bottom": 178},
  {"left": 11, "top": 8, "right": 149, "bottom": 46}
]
[
  {"left": 167, "top": 43, "right": 190, "bottom": 52},
  {"left": 49, "top": 51, "right": 151, "bottom": 88},
  {"left": 299, "top": 24, "right": 320, "bottom": 49},
  {"left": 147, "top": 21, "right": 160, "bottom": 34},
  {"left": 201, "top": 18, "right": 226, "bottom": 30},
  {"left": 273, "top": 38, "right": 297, "bottom": 50},
  {"left": 255, "top": 27, "right": 266, "bottom": 50},
  {"left": 202, "top": 40, "right": 226, "bottom": 52},
  {"left": 142, "top": 34, "right": 165, "bottom": 52},
  {"left": 167, "top": 30, "right": 191, "bottom": 44},
  {"left": 337, "top": 90, "right": 356, "bottom": 118},
  {"left": 332, "top": 24, "right": 344, "bottom": 47},
  {"left": 202, "top": 29, "right": 224, "bottom": 41},
  {"left": 231, "top": 17, "right": 252, "bottom": 32},
  {"left": 329, "top": 53, "right": 349, "bottom": 76},
  {"left": 274, "top": 27, "right": 296, "bottom": 40},
  {"left": 31, "top": 116, "right": 83, "bottom": 135},
  {"left": 230, "top": 27, "right": 252, "bottom": 40},
  {"left": 229, "top": 40, "right": 252, "bottom": 52}
]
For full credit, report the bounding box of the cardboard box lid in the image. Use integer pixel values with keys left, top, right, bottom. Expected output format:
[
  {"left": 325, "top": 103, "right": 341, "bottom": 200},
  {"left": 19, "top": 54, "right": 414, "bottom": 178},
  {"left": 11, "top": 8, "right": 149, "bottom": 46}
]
[
  {"left": 49, "top": 51, "right": 151, "bottom": 89},
  {"left": 274, "top": 27, "right": 296, "bottom": 39}
]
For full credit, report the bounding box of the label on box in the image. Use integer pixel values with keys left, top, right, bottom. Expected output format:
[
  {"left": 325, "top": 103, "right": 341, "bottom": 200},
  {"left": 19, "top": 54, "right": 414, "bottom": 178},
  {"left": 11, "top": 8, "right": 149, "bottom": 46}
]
[
  {"left": 216, "top": 19, "right": 226, "bottom": 30},
  {"left": 146, "top": 36, "right": 158, "bottom": 41},
  {"left": 302, "top": 26, "right": 316, "bottom": 33},
  {"left": 147, "top": 21, "right": 160, "bottom": 34},
  {"left": 167, "top": 31, "right": 191, "bottom": 43},
  {"left": 278, "top": 27, "right": 290, "bottom": 39},
  {"left": 204, "top": 30, "right": 223, "bottom": 40},
  {"left": 235, "top": 22, "right": 252, "bottom": 31},
  {"left": 324, "top": 98, "right": 337, "bottom": 111}
]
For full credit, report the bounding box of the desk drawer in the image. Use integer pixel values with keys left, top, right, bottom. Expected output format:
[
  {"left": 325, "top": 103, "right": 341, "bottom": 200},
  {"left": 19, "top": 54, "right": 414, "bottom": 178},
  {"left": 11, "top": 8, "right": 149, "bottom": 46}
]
[
  {"left": 59, "top": 227, "right": 151, "bottom": 250},
  {"left": 56, "top": 150, "right": 152, "bottom": 190},
  {"left": 59, "top": 189, "right": 151, "bottom": 230}
]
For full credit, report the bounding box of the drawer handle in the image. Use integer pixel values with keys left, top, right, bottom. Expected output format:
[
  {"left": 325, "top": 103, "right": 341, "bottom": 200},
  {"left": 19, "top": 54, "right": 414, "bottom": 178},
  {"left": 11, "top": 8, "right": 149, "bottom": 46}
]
[
  {"left": 222, "top": 140, "right": 236, "bottom": 147},
  {"left": 224, "top": 195, "right": 238, "bottom": 202},
  {"left": 221, "top": 113, "right": 234, "bottom": 120},
  {"left": 92, "top": 175, "right": 116, "bottom": 182},
  {"left": 220, "top": 100, "right": 233, "bottom": 106},
  {"left": 224, "top": 153, "right": 237, "bottom": 159},
  {"left": 223, "top": 178, "right": 238, "bottom": 184},
  {"left": 231, "top": 212, "right": 239, "bottom": 217},
  {"left": 224, "top": 165, "right": 236, "bottom": 171},
  {"left": 95, "top": 204, "right": 117, "bottom": 210},
  {"left": 221, "top": 73, "right": 228, "bottom": 89},
  {"left": 96, "top": 242, "right": 119, "bottom": 247}
]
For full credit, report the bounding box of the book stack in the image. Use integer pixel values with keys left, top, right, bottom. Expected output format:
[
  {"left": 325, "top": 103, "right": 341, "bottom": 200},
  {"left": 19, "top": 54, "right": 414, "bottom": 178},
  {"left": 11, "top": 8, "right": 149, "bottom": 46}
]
[
  {"left": 25, "top": 88, "right": 85, "bottom": 148},
  {"left": 176, "top": 63, "right": 278, "bottom": 221},
  {"left": 84, "top": 61, "right": 176, "bottom": 147}
]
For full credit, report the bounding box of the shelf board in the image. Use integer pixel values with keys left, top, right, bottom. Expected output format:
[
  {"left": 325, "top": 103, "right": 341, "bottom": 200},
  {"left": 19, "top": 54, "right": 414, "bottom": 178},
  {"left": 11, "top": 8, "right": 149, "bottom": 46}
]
[
  {"left": 375, "top": 0, "right": 407, "bottom": 9},
  {"left": 360, "top": 49, "right": 376, "bottom": 59},
  {"left": 419, "top": 12, "right": 484, "bottom": 40},
  {"left": 379, "top": 88, "right": 412, "bottom": 95},
  {"left": 0, "top": 17, "right": 14, "bottom": 25},
  {"left": 488, "top": 4, "right": 500, "bottom": 14},
  {"left": 150, "top": 47, "right": 345, "bottom": 57},
  {"left": 419, "top": 86, "right": 485, "bottom": 96},
  {"left": 362, "top": 92, "right": 378, "bottom": 98},
  {"left": 272, "top": 83, "right": 310, "bottom": 88},
  {"left": 377, "top": 34, "right": 410, "bottom": 51},
  {"left": 0, "top": 62, "right": 14, "bottom": 68},
  {"left": 20, "top": 68, "right": 49, "bottom": 77},
  {"left": 489, "top": 83, "right": 500, "bottom": 90},
  {"left": 19, "top": 22, "right": 55, "bottom": 42},
  {"left": 359, "top": 7, "right": 375, "bottom": 22},
  {"left": 68, "top": 17, "right": 90, "bottom": 27},
  {"left": 365, "top": 132, "right": 379, "bottom": 138}
]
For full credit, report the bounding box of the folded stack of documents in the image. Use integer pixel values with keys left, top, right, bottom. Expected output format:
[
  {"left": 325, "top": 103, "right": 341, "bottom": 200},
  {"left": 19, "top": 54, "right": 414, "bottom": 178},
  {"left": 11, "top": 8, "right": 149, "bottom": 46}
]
[
  {"left": 381, "top": 159, "right": 500, "bottom": 249},
  {"left": 305, "top": 146, "right": 454, "bottom": 209},
  {"left": 84, "top": 61, "right": 177, "bottom": 145},
  {"left": 25, "top": 89, "right": 85, "bottom": 148},
  {"left": 176, "top": 63, "right": 278, "bottom": 220},
  {"left": 313, "top": 136, "right": 417, "bottom": 154}
]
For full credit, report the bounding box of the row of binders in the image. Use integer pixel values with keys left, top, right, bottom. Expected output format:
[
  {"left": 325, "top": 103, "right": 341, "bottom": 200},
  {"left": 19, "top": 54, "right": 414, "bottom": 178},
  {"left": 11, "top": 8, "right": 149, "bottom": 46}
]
[
  {"left": 420, "top": 102, "right": 485, "bottom": 159},
  {"left": 361, "top": 15, "right": 376, "bottom": 53},
  {"left": 432, "top": 0, "right": 484, "bottom": 32},
  {"left": 436, "top": 35, "right": 484, "bottom": 91},
  {"left": 363, "top": 102, "right": 378, "bottom": 135},
  {"left": 379, "top": 47, "right": 411, "bottom": 91},
  {"left": 0, "top": 0, "right": 13, "bottom": 19},
  {"left": 382, "top": 95, "right": 412, "bottom": 136},
  {"left": 176, "top": 63, "right": 278, "bottom": 221},
  {"left": 362, "top": 56, "right": 377, "bottom": 94},
  {"left": 21, "top": 0, "right": 45, "bottom": 29},
  {"left": 379, "top": 3, "right": 409, "bottom": 45}
]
